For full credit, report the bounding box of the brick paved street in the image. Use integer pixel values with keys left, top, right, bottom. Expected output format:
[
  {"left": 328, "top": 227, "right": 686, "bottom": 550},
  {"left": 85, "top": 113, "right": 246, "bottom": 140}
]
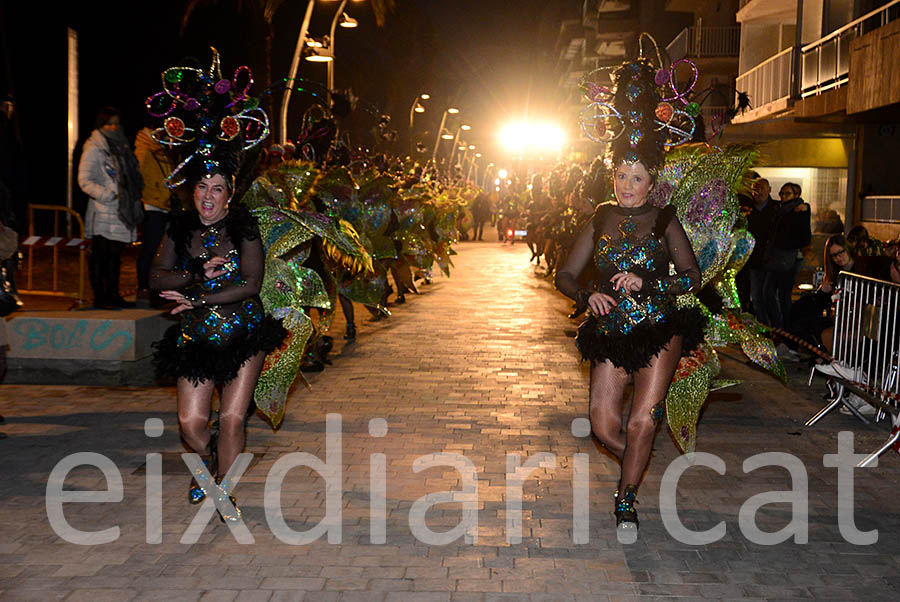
[{"left": 2, "top": 239, "right": 899, "bottom": 601}]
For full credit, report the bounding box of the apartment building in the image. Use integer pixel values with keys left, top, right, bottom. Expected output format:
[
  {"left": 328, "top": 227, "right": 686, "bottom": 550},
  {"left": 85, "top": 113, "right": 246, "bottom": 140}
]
[{"left": 729, "top": 0, "right": 900, "bottom": 240}]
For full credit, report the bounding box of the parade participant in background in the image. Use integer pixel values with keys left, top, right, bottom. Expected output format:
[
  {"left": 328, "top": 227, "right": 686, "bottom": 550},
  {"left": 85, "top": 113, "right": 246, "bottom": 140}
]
[
  {"left": 147, "top": 52, "right": 286, "bottom": 522},
  {"left": 556, "top": 51, "right": 705, "bottom": 542},
  {"left": 78, "top": 106, "right": 143, "bottom": 309},
  {"left": 135, "top": 121, "right": 173, "bottom": 307}
]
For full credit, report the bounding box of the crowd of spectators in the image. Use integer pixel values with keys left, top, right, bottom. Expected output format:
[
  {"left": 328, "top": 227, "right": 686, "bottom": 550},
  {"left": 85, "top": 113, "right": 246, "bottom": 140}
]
[{"left": 739, "top": 175, "right": 899, "bottom": 381}]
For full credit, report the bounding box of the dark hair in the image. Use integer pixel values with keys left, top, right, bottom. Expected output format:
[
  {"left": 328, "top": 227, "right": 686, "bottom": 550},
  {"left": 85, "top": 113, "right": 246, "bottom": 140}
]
[
  {"left": 846, "top": 224, "right": 869, "bottom": 244},
  {"left": 94, "top": 106, "right": 120, "bottom": 130},
  {"left": 823, "top": 233, "right": 855, "bottom": 287},
  {"left": 781, "top": 182, "right": 801, "bottom": 197}
]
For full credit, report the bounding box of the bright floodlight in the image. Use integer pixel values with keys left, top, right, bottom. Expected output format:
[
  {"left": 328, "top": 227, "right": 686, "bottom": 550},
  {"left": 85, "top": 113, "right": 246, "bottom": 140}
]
[
  {"left": 475, "top": 152, "right": 482, "bottom": 158},
  {"left": 460, "top": 124, "right": 471, "bottom": 131},
  {"left": 468, "top": 144, "right": 476, "bottom": 150},
  {"left": 499, "top": 121, "right": 566, "bottom": 153},
  {"left": 447, "top": 107, "right": 459, "bottom": 114},
  {"left": 420, "top": 93, "right": 431, "bottom": 100},
  {"left": 498, "top": 169, "right": 508, "bottom": 179},
  {"left": 414, "top": 105, "right": 425, "bottom": 113},
  {"left": 441, "top": 133, "right": 454, "bottom": 140}
]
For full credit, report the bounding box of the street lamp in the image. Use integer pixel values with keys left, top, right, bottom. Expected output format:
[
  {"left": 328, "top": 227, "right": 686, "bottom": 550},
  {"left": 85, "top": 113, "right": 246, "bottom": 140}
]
[
  {"left": 280, "top": 0, "right": 362, "bottom": 143},
  {"left": 339, "top": 13, "right": 358, "bottom": 27},
  {"left": 431, "top": 107, "right": 460, "bottom": 165},
  {"left": 447, "top": 124, "right": 471, "bottom": 174},
  {"left": 409, "top": 93, "right": 429, "bottom": 154},
  {"left": 466, "top": 151, "right": 482, "bottom": 183}
]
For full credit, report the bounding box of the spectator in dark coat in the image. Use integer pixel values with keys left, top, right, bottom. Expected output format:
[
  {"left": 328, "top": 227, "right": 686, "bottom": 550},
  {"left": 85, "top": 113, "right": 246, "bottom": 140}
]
[
  {"left": 763, "top": 182, "right": 811, "bottom": 331},
  {"left": 745, "top": 178, "right": 777, "bottom": 323}
]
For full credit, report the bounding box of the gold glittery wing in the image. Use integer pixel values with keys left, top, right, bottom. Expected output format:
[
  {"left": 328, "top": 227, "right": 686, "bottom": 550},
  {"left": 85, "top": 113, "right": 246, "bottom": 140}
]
[{"left": 665, "top": 344, "right": 720, "bottom": 454}]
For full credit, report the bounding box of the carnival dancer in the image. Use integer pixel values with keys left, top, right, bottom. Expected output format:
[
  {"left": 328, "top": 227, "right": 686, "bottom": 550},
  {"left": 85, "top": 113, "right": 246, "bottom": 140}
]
[
  {"left": 555, "top": 54, "right": 705, "bottom": 542},
  {"left": 147, "top": 51, "right": 286, "bottom": 521}
]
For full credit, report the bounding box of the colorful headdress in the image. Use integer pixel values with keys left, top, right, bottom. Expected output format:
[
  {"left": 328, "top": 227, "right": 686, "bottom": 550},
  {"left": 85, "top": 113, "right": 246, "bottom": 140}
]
[
  {"left": 579, "top": 34, "right": 699, "bottom": 172},
  {"left": 145, "top": 48, "right": 269, "bottom": 188}
]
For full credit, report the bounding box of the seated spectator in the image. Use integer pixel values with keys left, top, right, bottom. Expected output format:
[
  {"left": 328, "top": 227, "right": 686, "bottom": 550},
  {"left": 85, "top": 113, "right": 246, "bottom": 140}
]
[
  {"left": 846, "top": 224, "right": 884, "bottom": 257},
  {"left": 790, "top": 234, "right": 894, "bottom": 354}
]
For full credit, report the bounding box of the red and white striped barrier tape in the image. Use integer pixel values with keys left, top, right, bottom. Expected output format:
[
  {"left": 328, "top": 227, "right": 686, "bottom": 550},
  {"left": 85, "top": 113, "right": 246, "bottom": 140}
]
[{"left": 20, "top": 235, "right": 89, "bottom": 250}]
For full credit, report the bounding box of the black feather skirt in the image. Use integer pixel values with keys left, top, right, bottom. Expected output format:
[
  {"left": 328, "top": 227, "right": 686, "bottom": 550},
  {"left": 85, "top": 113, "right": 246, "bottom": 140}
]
[
  {"left": 153, "top": 315, "right": 287, "bottom": 385},
  {"left": 575, "top": 306, "right": 706, "bottom": 373}
]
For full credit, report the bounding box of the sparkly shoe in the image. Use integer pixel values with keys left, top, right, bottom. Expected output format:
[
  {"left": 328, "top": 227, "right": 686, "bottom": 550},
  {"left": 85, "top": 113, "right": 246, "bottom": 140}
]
[
  {"left": 188, "top": 456, "right": 214, "bottom": 505},
  {"left": 614, "top": 485, "right": 639, "bottom": 544},
  {"left": 215, "top": 477, "right": 242, "bottom": 523}
]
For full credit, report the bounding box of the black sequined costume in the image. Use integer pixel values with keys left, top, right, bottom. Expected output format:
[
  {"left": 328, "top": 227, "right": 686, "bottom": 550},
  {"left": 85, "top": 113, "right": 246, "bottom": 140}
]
[
  {"left": 151, "top": 205, "right": 287, "bottom": 384},
  {"left": 557, "top": 203, "right": 705, "bottom": 373}
]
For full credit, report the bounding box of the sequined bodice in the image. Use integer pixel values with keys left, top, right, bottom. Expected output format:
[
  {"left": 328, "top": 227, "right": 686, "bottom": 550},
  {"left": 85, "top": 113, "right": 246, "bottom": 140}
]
[{"left": 594, "top": 216, "right": 669, "bottom": 292}]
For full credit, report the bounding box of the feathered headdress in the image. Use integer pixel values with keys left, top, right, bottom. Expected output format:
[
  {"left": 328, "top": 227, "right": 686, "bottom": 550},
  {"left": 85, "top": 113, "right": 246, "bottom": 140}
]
[{"left": 145, "top": 48, "right": 269, "bottom": 188}]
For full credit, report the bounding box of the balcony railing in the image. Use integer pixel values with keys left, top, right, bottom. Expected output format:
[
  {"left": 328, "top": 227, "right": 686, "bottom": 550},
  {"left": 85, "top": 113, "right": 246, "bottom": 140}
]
[
  {"left": 667, "top": 25, "right": 741, "bottom": 61},
  {"left": 735, "top": 46, "right": 795, "bottom": 112},
  {"left": 801, "top": 0, "right": 900, "bottom": 97}
]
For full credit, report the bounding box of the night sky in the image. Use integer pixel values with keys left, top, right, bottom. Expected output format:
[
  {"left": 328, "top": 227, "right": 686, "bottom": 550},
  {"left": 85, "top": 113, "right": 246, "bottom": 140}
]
[{"left": 1, "top": 0, "right": 573, "bottom": 208}]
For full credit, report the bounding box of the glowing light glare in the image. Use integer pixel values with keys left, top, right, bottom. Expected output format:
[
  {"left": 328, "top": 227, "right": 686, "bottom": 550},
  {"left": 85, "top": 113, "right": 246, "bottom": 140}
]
[
  {"left": 420, "top": 93, "right": 431, "bottom": 100},
  {"left": 468, "top": 144, "right": 476, "bottom": 150},
  {"left": 475, "top": 152, "right": 482, "bottom": 157},
  {"left": 494, "top": 178, "right": 500, "bottom": 185},
  {"left": 498, "top": 169, "right": 508, "bottom": 179},
  {"left": 498, "top": 121, "right": 566, "bottom": 153},
  {"left": 414, "top": 105, "right": 425, "bottom": 113},
  {"left": 441, "top": 133, "right": 454, "bottom": 140},
  {"left": 447, "top": 107, "right": 459, "bottom": 114},
  {"left": 461, "top": 124, "right": 471, "bottom": 131}
]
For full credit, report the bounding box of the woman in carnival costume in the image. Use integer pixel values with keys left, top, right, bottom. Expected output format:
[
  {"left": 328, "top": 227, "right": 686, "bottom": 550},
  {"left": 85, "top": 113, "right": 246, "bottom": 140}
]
[
  {"left": 558, "top": 36, "right": 787, "bottom": 541},
  {"left": 147, "top": 51, "right": 286, "bottom": 522},
  {"left": 556, "top": 39, "right": 709, "bottom": 542}
]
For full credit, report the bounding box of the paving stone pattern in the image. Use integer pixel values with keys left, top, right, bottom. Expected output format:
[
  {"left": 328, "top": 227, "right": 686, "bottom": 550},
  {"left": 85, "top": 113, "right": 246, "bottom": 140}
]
[{"left": 1, "top": 239, "right": 899, "bottom": 601}]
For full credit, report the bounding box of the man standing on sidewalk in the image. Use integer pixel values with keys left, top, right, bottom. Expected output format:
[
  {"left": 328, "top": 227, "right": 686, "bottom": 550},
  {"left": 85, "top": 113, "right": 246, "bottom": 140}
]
[{"left": 745, "top": 178, "right": 776, "bottom": 323}]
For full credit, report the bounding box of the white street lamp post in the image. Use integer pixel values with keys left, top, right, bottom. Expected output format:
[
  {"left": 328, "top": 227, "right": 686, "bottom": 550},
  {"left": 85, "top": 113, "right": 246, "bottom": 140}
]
[
  {"left": 326, "top": 0, "right": 350, "bottom": 104},
  {"left": 431, "top": 107, "right": 458, "bottom": 166},
  {"left": 280, "top": 0, "right": 317, "bottom": 144}
]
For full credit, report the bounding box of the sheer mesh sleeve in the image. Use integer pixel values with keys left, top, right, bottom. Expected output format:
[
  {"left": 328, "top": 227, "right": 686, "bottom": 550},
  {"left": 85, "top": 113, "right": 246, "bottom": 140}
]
[
  {"left": 644, "top": 215, "right": 700, "bottom": 295},
  {"left": 555, "top": 220, "right": 595, "bottom": 305},
  {"left": 188, "top": 234, "right": 265, "bottom": 306},
  {"left": 149, "top": 233, "right": 200, "bottom": 291}
]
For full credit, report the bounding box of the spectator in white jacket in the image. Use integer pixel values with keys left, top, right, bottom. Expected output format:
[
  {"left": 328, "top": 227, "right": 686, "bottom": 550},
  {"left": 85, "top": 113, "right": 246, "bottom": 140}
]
[{"left": 78, "top": 107, "right": 138, "bottom": 309}]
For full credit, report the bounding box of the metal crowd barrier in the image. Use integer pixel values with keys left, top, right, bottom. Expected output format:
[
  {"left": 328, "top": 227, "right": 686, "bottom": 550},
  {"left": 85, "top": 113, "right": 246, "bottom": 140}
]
[
  {"left": 806, "top": 271, "right": 900, "bottom": 467},
  {"left": 20, "top": 204, "right": 88, "bottom": 304}
]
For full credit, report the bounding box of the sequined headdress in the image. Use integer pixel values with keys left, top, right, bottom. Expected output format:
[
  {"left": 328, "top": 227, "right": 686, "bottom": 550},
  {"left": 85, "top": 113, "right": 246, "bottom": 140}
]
[
  {"left": 145, "top": 48, "right": 269, "bottom": 188},
  {"left": 579, "top": 34, "right": 699, "bottom": 173}
]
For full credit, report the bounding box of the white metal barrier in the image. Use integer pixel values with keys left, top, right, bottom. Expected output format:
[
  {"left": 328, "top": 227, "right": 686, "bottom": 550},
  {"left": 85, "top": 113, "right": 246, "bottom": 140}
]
[{"left": 806, "top": 271, "right": 900, "bottom": 467}]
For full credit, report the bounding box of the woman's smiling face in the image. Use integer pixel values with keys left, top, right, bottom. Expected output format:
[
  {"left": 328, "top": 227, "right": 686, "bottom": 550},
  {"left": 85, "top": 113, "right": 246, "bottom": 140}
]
[
  {"left": 614, "top": 161, "right": 654, "bottom": 208},
  {"left": 194, "top": 173, "right": 230, "bottom": 225}
]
